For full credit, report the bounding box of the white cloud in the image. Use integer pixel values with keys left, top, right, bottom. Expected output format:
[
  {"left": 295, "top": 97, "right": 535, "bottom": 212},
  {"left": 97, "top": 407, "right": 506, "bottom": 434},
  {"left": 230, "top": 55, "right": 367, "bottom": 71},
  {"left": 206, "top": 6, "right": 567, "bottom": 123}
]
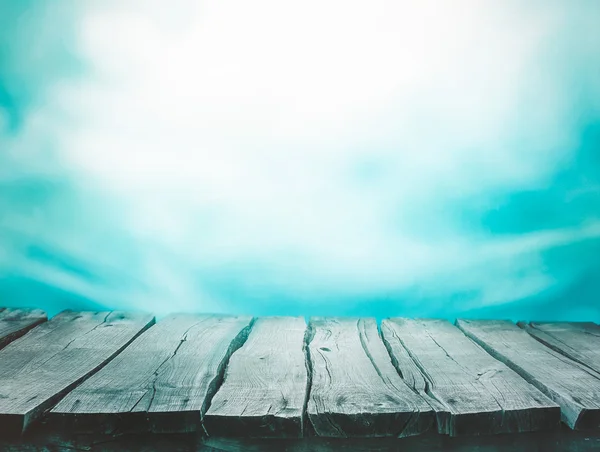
[{"left": 3, "top": 0, "right": 600, "bottom": 313}]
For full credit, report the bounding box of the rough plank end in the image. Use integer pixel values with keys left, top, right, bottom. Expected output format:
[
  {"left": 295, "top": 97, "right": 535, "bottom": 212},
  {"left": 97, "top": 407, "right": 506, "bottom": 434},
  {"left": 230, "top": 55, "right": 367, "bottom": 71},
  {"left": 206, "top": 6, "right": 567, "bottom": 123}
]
[{"left": 204, "top": 413, "right": 303, "bottom": 438}]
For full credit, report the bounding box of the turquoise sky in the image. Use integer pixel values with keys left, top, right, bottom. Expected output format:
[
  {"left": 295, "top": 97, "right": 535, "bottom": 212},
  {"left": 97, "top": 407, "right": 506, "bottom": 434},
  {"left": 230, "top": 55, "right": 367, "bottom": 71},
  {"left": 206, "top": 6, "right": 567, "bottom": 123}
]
[{"left": 1, "top": 0, "right": 599, "bottom": 320}]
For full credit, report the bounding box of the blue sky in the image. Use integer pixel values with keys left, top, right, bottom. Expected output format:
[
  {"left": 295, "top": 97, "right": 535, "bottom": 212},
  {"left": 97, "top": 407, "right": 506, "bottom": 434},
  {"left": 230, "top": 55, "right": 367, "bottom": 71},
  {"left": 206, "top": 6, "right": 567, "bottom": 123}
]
[{"left": 1, "top": 0, "right": 599, "bottom": 320}]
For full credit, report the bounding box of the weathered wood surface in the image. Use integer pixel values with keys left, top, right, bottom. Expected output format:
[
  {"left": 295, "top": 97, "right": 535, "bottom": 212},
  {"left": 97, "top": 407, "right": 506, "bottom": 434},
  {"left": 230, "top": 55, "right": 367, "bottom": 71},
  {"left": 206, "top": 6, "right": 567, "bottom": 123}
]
[
  {"left": 382, "top": 319, "right": 559, "bottom": 436},
  {"left": 306, "top": 317, "right": 435, "bottom": 438},
  {"left": 1, "top": 308, "right": 599, "bottom": 444},
  {"left": 0, "top": 307, "right": 47, "bottom": 350},
  {"left": 205, "top": 317, "right": 308, "bottom": 438},
  {"left": 518, "top": 322, "right": 600, "bottom": 374},
  {"left": 0, "top": 310, "right": 154, "bottom": 436},
  {"left": 457, "top": 319, "right": 600, "bottom": 430},
  {"left": 380, "top": 319, "right": 452, "bottom": 424},
  {"left": 49, "top": 315, "right": 253, "bottom": 434}
]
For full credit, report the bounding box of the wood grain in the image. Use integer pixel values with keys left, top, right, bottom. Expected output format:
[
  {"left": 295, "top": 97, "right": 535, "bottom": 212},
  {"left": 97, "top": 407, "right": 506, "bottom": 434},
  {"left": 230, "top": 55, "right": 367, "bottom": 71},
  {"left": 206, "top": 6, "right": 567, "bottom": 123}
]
[
  {"left": 204, "top": 317, "right": 308, "bottom": 438},
  {"left": 380, "top": 319, "right": 450, "bottom": 426},
  {"left": 382, "top": 318, "right": 559, "bottom": 436},
  {"left": 306, "top": 317, "right": 435, "bottom": 438},
  {"left": 49, "top": 314, "right": 253, "bottom": 434},
  {"left": 457, "top": 319, "right": 600, "bottom": 430},
  {"left": 519, "top": 321, "right": 600, "bottom": 374},
  {"left": 0, "top": 310, "right": 154, "bottom": 436},
  {"left": 0, "top": 308, "right": 47, "bottom": 350}
]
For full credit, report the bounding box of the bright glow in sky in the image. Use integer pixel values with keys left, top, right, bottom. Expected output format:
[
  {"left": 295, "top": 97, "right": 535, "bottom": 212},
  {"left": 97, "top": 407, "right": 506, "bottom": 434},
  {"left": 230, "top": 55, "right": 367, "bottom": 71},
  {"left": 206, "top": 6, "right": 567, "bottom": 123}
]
[{"left": 1, "top": 0, "right": 600, "bottom": 319}]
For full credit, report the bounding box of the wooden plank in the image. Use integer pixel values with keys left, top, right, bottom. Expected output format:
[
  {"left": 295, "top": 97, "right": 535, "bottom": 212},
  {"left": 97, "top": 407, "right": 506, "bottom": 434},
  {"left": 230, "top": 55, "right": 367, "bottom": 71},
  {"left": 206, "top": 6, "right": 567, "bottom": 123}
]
[
  {"left": 0, "top": 308, "right": 47, "bottom": 350},
  {"left": 380, "top": 319, "right": 451, "bottom": 425},
  {"left": 457, "top": 319, "right": 600, "bottom": 430},
  {"left": 0, "top": 310, "right": 154, "bottom": 436},
  {"left": 519, "top": 321, "right": 600, "bottom": 374},
  {"left": 382, "top": 318, "right": 559, "bottom": 436},
  {"left": 306, "top": 317, "right": 435, "bottom": 438},
  {"left": 49, "top": 314, "right": 253, "bottom": 434},
  {"left": 205, "top": 317, "right": 308, "bottom": 438}
]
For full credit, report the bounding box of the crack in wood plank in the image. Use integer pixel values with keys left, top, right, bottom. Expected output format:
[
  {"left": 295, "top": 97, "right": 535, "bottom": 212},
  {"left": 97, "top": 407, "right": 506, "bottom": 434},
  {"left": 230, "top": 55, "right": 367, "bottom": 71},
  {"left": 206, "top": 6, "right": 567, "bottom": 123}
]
[
  {"left": 383, "top": 319, "right": 559, "bottom": 436},
  {"left": 306, "top": 317, "right": 435, "bottom": 437},
  {"left": 301, "top": 321, "right": 315, "bottom": 437},
  {"left": 519, "top": 322, "right": 600, "bottom": 377},
  {"left": 457, "top": 319, "right": 600, "bottom": 430},
  {"left": 0, "top": 310, "right": 155, "bottom": 436},
  {"left": 204, "top": 317, "right": 306, "bottom": 438},
  {"left": 49, "top": 315, "right": 253, "bottom": 436}
]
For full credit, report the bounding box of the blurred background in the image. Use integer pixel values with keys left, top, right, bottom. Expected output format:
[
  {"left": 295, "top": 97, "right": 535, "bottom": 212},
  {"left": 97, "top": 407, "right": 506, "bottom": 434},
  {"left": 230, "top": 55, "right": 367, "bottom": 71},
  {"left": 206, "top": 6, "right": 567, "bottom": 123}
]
[{"left": 1, "top": 0, "right": 599, "bottom": 320}]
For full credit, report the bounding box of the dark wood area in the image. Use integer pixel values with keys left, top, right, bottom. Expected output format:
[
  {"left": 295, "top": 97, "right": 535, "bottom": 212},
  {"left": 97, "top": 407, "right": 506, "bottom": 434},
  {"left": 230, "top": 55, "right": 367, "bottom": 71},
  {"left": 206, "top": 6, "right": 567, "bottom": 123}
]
[{"left": 2, "top": 426, "right": 599, "bottom": 451}]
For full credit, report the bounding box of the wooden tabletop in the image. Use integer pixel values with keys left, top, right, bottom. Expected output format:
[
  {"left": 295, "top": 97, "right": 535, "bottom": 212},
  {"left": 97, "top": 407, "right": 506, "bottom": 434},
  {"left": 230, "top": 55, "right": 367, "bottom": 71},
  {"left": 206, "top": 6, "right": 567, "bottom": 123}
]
[{"left": 0, "top": 307, "right": 598, "bottom": 450}]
